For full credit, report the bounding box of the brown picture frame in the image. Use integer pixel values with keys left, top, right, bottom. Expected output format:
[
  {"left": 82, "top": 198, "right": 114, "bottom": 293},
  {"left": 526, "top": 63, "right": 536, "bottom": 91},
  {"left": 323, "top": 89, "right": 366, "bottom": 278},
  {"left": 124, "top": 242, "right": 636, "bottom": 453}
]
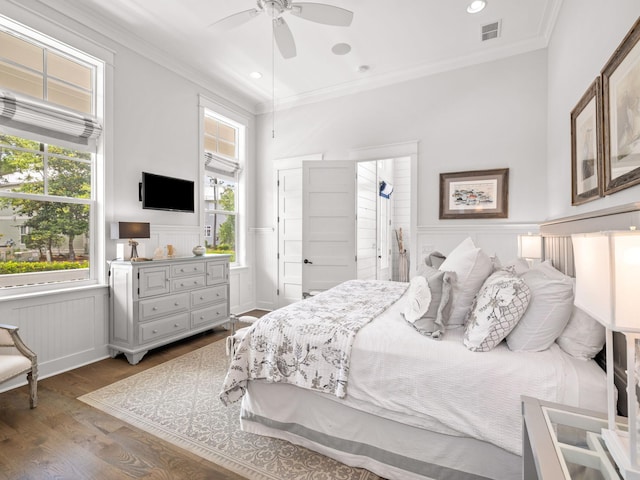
[
  {"left": 439, "top": 168, "right": 509, "bottom": 219},
  {"left": 570, "top": 77, "right": 603, "bottom": 205},
  {"left": 602, "top": 17, "right": 640, "bottom": 195}
]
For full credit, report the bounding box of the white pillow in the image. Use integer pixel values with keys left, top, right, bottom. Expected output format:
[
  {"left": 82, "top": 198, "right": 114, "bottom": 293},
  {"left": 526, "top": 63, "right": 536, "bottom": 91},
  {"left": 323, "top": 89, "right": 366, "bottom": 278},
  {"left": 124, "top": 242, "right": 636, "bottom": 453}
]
[
  {"left": 439, "top": 237, "right": 494, "bottom": 326},
  {"left": 506, "top": 261, "right": 574, "bottom": 352},
  {"left": 464, "top": 271, "right": 531, "bottom": 352},
  {"left": 556, "top": 306, "right": 605, "bottom": 360},
  {"left": 402, "top": 276, "right": 432, "bottom": 323}
]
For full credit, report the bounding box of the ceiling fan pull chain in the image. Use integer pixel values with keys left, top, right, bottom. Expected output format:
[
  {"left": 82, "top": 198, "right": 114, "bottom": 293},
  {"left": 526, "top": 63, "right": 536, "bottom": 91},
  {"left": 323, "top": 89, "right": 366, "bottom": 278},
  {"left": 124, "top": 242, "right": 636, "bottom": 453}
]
[{"left": 272, "top": 13, "right": 276, "bottom": 139}]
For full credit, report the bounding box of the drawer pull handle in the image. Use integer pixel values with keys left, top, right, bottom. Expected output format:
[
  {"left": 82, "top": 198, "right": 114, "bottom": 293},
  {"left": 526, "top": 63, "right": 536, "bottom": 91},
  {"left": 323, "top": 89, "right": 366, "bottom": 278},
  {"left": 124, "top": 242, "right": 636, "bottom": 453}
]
[
  {"left": 200, "top": 296, "right": 204, "bottom": 300},
  {"left": 200, "top": 316, "right": 204, "bottom": 320},
  {"left": 194, "top": 281, "right": 198, "bottom": 284},
  {"left": 174, "top": 302, "right": 179, "bottom": 306},
  {"left": 180, "top": 268, "right": 185, "bottom": 272},
  {"left": 152, "top": 329, "right": 158, "bottom": 334},
  {"left": 180, "top": 283, "right": 184, "bottom": 287},
  {"left": 216, "top": 293, "right": 220, "bottom": 296},
  {"left": 152, "top": 307, "right": 157, "bottom": 311},
  {"left": 174, "top": 323, "right": 179, "bottom": 328}
]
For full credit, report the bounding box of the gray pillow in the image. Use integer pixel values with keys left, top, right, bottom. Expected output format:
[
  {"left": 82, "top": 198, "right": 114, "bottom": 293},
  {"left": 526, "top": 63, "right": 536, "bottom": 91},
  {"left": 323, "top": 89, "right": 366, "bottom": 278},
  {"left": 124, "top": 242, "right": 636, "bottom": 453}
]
[
  {"left": 414, "top": 264, "right": 454, "bottom": 338},
  {"left": 425, "top": 251, "right": 446, "bottom": 269}
]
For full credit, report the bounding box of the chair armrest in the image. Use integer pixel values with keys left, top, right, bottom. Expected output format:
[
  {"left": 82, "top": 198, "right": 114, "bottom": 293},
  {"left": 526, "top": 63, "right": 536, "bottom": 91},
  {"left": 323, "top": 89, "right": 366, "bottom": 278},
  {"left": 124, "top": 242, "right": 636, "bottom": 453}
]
[{"left": 0, "top": 324, "right": 36, "bottom": 361}]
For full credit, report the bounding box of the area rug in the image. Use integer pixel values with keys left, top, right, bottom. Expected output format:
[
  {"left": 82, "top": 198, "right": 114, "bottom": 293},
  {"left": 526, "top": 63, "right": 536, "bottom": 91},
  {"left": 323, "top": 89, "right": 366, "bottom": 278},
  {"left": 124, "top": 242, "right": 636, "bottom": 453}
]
[{"left": 79, "top": 339, "right": 379, "bottom": 480}]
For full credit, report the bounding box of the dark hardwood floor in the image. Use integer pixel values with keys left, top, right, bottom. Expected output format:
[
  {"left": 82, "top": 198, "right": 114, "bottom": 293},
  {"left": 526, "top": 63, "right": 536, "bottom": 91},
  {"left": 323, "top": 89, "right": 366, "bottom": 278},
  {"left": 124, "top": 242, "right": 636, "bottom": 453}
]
[{"left": 0, "top": 312, "right": 266, "bottom": 480}]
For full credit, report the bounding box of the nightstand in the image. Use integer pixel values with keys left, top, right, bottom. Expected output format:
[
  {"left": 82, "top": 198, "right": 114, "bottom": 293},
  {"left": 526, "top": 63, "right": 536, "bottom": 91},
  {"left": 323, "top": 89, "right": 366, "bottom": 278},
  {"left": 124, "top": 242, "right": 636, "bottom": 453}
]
[{"left": 522, "top": 396, "right": 622, "bottom": 479}]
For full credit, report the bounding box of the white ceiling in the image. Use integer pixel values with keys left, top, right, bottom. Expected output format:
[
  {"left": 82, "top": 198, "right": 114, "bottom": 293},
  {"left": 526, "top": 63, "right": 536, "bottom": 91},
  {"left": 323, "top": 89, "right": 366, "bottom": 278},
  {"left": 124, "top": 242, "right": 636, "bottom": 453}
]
[{"left": 38, "top": 0, "right": 562, "bottom": 113}]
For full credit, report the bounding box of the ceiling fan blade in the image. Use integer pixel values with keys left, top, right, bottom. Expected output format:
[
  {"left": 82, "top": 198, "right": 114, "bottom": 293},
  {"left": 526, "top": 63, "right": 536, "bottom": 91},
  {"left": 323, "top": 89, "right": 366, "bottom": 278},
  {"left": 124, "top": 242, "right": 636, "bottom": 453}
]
[
  {"left": 209, "top": 8, "right": 261, "bottom": 30},
  {"left": 290, "top": 2, "right": 353, "bottom": 27},
  {"left": 273, "top": 17, "right": 297, "bottom": 59}
]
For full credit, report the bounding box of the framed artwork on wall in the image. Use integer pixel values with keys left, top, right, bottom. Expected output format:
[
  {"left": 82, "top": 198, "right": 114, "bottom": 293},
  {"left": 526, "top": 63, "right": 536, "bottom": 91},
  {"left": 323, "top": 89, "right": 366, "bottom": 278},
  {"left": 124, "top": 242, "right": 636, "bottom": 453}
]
[
  {"left": 570, "top": 77, "right": 603, "bottom": 205},
  {"left": 439, "top": 168, "right": 509, "bottom": 219},
  {"left": 602, "top": 17, "right": 640, "bottom": 195}
]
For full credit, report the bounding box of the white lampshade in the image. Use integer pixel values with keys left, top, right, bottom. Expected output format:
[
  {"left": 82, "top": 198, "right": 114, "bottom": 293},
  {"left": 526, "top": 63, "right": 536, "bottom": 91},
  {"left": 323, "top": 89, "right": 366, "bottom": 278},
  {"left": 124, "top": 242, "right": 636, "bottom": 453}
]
[
  {"left": 572, "top": 231, "right": 640, "bottom": 332},
  {"left": 518, "top": 234, "right": 542, "bottom": 259}
]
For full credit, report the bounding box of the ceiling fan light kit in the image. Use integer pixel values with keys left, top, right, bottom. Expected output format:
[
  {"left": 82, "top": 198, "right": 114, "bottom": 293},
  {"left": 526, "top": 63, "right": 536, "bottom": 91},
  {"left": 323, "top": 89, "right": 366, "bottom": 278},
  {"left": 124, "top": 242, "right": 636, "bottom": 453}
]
[
  {"left": 212, "top": 0, "right": 354, "bottom": 59},
  {"left": 212, "top": 1, "right": 354, "bottom": 139}
]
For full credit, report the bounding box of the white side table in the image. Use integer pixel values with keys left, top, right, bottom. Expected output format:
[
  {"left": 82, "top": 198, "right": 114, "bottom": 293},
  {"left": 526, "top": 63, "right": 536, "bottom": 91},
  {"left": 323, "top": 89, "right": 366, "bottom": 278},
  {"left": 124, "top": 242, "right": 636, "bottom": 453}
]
[{"left": 522, "top": 396, "right": 622, "bottom": 479}]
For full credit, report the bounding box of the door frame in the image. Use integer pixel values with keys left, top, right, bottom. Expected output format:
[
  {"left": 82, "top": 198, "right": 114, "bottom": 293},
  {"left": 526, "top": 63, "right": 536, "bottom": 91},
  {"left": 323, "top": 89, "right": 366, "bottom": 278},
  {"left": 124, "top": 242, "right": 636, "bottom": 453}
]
[{"left": 349, "top": 141, "right": 419, "bottom": 278}]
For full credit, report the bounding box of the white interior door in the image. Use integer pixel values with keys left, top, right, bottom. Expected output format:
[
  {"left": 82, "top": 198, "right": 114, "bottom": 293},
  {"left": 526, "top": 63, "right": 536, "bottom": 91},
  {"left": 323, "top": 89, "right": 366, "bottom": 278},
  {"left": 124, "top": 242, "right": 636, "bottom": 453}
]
[
  {"left": 277, "top": 167, "right": 303, "bottom": 307},
  {"left": 302, "top": 160, "right": 356, "bottom": 294},
  {"left": 357, "top": 161, "right": 377, "bottom": 280}
]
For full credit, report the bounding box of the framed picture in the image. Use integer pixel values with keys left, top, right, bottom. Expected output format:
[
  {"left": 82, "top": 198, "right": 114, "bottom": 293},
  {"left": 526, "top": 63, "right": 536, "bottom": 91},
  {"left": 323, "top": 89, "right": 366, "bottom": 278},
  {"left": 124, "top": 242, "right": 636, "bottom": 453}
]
[
  {"left": 602, "top": 17, "right": 640, "bottom": 195},
  {"left": 439, "top": 168, "right": 509, "bottom": 219},
  {"left": 570, "top": 77, "right": 603, "bottom": 205}
]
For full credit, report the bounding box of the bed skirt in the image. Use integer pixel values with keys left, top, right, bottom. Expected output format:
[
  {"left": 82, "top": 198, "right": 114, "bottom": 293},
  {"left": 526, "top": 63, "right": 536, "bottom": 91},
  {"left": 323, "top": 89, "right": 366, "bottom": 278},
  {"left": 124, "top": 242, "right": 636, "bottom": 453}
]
[{"left": 241, "top": 381, "right": 521, "bottom": 480}]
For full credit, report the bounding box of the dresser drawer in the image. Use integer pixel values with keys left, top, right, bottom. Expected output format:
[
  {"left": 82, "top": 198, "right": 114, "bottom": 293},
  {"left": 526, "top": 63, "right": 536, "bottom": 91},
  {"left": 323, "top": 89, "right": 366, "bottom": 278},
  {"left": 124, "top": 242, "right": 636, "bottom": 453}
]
[
  {"left": 139, "top": 313, "right": 189, "bottom": 344},
  {"left": 191, "top": 303, "right": 228, "bottom": 328},
  {"left": 139, "top": 293, "right": 189, "bottom": 321},
  {"left": 191, "top": 285, "right": 227, "bottom": 307},
  {"left": 171, "top": 262, "right": 205, "bottom": 277},
  {"left": 172, "top": 275, "right": 206, "bottom": 292}
]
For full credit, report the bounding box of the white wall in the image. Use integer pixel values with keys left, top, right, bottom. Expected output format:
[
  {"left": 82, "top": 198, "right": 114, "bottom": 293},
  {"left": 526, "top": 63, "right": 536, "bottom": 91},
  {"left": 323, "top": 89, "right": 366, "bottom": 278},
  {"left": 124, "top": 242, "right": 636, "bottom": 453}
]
[
  {"left": 0, "top": 0, "right": 257, "bottom": 390},
  {"left": 254, "top": 49, "right": 548, "bottom": 283},
  {"left": 547, "top": 1, "right": 640, "bottom": 219}
]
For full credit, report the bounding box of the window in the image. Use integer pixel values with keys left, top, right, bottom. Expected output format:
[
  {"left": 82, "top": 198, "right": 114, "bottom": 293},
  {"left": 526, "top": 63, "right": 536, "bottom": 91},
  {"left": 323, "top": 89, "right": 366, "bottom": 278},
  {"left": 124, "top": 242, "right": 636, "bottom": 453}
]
[
  {"left": 0, "top": 17, "right": 103, "bottom": 291},
  {"left": 203, "top": 109, "right": 243, "bottom": 265}
]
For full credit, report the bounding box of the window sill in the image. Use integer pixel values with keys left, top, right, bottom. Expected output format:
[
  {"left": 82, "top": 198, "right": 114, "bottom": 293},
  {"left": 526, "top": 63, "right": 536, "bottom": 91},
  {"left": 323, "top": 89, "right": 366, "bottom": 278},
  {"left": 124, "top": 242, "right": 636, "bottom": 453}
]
[{"left": 0, "top": 282, "right": 108, "bottom": 303}]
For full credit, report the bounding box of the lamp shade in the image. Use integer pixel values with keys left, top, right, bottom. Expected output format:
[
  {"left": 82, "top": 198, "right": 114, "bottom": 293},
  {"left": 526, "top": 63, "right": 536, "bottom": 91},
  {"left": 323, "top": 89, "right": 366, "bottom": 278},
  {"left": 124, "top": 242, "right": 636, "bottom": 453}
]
[
  {"left": 572, "top": 231, "right": 640, "bottom": 332},
  {"left": 518, "top": 234, "right": 542, "bottom": 259},
  {"left": 110, "top": 222, "right": 150, "bottom": 240}
]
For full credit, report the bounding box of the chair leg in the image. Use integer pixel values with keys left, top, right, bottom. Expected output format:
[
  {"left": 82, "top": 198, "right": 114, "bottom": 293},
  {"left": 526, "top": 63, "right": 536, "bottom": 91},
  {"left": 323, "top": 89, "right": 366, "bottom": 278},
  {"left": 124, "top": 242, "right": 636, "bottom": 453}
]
[{"left": 27, "top": 371, "right": 37, "bottom": 409}]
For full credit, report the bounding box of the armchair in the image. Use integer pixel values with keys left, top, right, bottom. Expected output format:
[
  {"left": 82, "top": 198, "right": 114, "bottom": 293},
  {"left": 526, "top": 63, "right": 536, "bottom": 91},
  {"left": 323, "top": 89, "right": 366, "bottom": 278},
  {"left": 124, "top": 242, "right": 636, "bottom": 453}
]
[{"left": 0, "top": 323, "right": 37, "bottom": 408}]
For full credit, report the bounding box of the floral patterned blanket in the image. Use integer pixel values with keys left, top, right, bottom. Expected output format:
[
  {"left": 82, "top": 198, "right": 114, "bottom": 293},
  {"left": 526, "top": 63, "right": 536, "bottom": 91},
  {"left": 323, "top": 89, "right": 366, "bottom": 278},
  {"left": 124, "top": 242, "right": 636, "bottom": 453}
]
[{"left": 220, "top": 279, "right": 409, "bottom": 405}]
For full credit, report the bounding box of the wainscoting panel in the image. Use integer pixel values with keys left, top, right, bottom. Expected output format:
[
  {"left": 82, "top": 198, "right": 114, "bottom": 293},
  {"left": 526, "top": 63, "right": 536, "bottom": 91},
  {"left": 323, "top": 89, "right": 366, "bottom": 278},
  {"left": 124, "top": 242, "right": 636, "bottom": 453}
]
[
  {"left": 254, "top": 227, "right": 276, "bottom": 311},
  {"left": 0, "top": 286, "right": 110, "bottom": 392},
  {"left": 229, "top": 266, "right": 254, "bottom": 315},
  {"left": 415, "top": 223, "right": 541, "bottom": 272}
]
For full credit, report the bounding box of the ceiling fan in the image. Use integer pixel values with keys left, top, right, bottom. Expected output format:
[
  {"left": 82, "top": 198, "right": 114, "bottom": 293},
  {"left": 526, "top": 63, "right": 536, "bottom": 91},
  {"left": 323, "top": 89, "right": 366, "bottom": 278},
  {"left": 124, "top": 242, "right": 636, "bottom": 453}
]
[{"left": 211, "top": 0, "right": 354, "bottom": 59}]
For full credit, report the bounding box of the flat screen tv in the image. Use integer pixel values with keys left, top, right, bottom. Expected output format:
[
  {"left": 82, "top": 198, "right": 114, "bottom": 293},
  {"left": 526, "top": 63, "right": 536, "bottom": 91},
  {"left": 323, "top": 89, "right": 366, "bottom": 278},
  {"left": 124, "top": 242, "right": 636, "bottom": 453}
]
[{"left": 140, "top": 171, "right": 195, "bottom": 213}]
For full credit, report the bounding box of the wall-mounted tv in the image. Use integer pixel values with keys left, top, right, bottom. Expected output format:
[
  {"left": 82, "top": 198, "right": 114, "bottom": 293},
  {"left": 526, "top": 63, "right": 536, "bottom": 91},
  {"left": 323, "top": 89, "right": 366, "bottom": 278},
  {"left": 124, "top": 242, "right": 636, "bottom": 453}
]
[{"left": 139, "top": 171, "right": 195, "bottom": 213}]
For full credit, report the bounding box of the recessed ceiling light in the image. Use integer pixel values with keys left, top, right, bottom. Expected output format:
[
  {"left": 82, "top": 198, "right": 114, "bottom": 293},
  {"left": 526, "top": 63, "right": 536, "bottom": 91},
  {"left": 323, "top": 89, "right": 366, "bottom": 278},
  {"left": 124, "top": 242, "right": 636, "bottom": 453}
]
[
  {"left": 331, "top": 43, "right": 351, "bottom": 55},
  {"left": 466, "top": 0, "right": 487, "bottom": 13},
  {"left": 249, "top": 71, "right": 262, "bottom": 79}
]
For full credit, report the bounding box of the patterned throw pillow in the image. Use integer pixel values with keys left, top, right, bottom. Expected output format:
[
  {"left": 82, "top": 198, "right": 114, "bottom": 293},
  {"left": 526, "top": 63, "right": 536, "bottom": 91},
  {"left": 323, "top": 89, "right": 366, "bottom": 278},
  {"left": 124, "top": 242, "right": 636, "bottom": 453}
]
[{"left": 464, "top": 271, "right": 531, "bottom": 352}]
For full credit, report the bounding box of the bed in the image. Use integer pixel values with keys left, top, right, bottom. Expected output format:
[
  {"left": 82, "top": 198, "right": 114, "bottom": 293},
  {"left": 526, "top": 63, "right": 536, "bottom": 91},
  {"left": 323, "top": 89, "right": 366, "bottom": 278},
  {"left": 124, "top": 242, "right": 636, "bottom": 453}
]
[{"left": 221, "top": 204, "right": 640, "bottom": 480}]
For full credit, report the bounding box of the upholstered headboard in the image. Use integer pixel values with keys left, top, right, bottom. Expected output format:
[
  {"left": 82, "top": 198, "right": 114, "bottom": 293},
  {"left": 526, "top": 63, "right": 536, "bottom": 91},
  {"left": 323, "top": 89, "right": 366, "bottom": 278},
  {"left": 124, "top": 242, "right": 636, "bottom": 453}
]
[{"left": 540, "top": 201, "right": 640, "bottom": 416}]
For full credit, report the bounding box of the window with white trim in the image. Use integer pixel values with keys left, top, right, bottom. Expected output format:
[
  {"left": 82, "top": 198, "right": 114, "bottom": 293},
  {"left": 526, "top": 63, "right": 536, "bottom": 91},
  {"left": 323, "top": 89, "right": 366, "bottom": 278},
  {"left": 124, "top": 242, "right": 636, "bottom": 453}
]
[
  {"left": 0, "top": 17, "right": 104, "bottom": 291},
  {"left": 203, "top": 111, "right": 242, "bottom": 264}
]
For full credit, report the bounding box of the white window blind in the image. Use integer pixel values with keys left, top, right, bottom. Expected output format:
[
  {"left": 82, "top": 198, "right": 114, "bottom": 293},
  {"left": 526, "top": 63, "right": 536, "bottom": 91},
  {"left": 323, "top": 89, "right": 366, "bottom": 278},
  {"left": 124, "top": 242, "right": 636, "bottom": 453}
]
[
  {"left": 0, "top": 90, "right": 102, "bottom": 150},
  {"left": 205, "top": 151, "right": 240, "bottom": 176}
]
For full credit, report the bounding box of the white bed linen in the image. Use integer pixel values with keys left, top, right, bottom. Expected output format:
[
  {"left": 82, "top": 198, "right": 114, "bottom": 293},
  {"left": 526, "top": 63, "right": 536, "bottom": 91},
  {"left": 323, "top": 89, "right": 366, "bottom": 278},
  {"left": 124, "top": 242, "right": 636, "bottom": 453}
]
[
  {"left": 242, "top": 380, "right": 522, "bottom": 480},
  {"left": 332, "top": 287, "right": 607, "bottom": 456}
]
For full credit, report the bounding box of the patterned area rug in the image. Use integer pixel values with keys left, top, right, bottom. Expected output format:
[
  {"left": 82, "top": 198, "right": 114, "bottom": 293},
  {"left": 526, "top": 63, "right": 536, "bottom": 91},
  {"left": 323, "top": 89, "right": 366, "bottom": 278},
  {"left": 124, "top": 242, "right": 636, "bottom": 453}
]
[{"left": 79, "top": 339, "right": 379, "bottom": 480}]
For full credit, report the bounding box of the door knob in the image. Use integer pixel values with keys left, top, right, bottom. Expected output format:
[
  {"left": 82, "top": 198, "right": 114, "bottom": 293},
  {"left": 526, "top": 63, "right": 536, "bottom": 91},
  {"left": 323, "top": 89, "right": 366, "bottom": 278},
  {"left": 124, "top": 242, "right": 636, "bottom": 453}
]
[{"left": 304, "top": 259, "right": 313, "bottom": 264}]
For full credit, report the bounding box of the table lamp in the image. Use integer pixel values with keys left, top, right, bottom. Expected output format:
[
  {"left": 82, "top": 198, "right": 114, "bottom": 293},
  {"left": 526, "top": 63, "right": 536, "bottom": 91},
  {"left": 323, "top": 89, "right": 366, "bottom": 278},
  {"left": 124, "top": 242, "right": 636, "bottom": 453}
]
[
  {"left": 110, "top": 222, "right": 151, "bottom": 260},
  {"left": 518, "top": 233, "right": 542, "bottom": 267},
  {"left": 572, "top": 229, "right": 640, "bottom": 479}
]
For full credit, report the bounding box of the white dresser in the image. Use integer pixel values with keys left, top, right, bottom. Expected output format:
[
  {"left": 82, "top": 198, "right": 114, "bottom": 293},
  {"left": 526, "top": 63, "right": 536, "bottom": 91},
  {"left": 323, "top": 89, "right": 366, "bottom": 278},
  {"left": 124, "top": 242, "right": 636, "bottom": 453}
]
[{"left": 108, "top": 254, "right": 230, "bottom": 364}]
